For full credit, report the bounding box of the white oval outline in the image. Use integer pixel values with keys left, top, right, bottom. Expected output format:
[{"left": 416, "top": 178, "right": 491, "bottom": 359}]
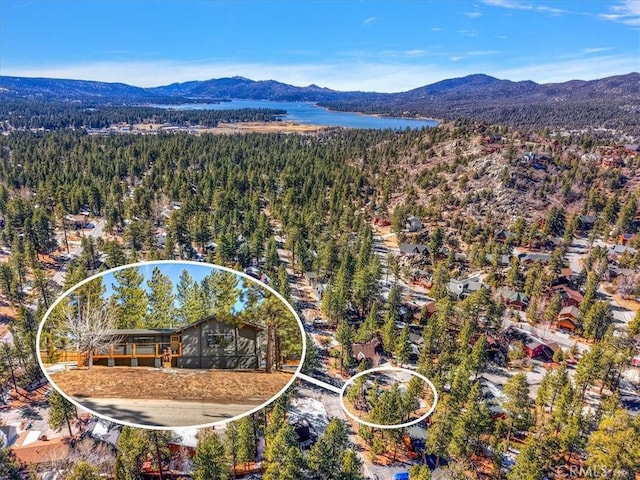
[
  {"left": 36, "top": 259, "right": 307, "bottom": 430},
  {"left": 339, "top": 365, "right": 438, "bottom": 430}
]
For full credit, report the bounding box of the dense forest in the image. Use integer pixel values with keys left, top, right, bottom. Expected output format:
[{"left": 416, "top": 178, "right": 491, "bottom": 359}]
[
  {"left": 3, "top": 73, "right": 638, "bottom": 135},
  {"left": 0, "top": 124, "right": 639, "bottom": 479},
  {"left": 0, "top": 99, "right": 286, "bottom": 130}
]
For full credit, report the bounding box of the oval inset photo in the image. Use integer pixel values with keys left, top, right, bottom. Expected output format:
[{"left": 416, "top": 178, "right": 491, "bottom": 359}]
[
  {"left": 340, "top": 366, "right": 438, "bottom": 429},
  {"left": 37, "top": 260, "right": 305, "bottom": 429}
]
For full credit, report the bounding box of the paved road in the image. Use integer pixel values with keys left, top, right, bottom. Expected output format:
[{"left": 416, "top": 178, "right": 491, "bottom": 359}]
[
  {"left": 74, "top": 397, "right": 262, "bottom": 428},
  {"left": 52, "top": 219, "right": 106, "bottom": 286}
]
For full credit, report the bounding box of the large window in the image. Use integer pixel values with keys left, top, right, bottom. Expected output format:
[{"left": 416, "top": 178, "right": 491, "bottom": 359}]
[{"left": 205, "top": 332, "right": 234, "bottom": 348}]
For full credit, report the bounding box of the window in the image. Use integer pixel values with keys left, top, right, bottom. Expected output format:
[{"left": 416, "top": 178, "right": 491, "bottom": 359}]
[
  {"left": 206, "top": 332, "right": 234, "bottom": 348},
  {"left": 133, "top": 336, "right": 154, "bottom": 344}
]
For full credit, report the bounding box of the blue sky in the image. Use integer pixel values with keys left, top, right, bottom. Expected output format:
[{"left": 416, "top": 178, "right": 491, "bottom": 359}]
[
  {"left": 100, "top": 263, "right": 249, "bottom": 313},
  {"left": 1, "top": 1, "right": 638, "bottom": 91}
]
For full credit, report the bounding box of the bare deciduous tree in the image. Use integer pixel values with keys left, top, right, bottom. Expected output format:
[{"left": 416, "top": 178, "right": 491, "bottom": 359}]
[
  {"left": 62, "top": 299, "right": 120, "bottom": 369},
  {"left": 615, "top": 272, "right": 640, "bottom": 299}
]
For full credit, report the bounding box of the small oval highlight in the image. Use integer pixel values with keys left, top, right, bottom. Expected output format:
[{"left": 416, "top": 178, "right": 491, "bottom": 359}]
[
  {"left": 340, "top": 366, "right": 438, "bottom": 430},
  {"left": 36, "top": 260, "right": 306, "bottom": 430}
]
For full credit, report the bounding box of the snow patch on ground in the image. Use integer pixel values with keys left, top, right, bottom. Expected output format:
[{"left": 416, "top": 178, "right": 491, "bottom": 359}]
[{"left": 288, "top": 397, "right": 330, "bottom": 436}]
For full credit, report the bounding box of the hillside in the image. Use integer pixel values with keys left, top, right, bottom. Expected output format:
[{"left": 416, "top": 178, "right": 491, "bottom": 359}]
[{"left": 1, "top": 73, "right": 639, "bottom": 134}]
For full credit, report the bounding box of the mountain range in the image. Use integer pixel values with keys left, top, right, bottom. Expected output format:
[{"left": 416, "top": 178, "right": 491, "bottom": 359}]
[{"left": 1, "top": 73, "right": 639, "bottom": 133}]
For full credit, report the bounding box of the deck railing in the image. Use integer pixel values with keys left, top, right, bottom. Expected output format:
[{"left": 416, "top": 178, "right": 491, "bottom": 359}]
[
  {"left": 76, "top": 343, "right": 182, "bottom": 359},
  {"left": 89, "top": 342, "right": 183, "bottom": 359}
]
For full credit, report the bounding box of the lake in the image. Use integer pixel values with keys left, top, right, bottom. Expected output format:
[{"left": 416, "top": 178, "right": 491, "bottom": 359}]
[{"left": 159, "top": 99, "right": 438, "bottom": 130}]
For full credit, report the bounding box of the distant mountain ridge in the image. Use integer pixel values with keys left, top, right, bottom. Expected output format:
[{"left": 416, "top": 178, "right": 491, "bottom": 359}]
[{"left": 1, "top": 72, "right": 639, "bottom": 133}]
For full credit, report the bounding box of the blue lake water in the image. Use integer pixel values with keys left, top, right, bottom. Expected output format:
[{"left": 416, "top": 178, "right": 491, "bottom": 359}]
[{"left": 160, "top": 99, "right": 438, "bottom": 130}]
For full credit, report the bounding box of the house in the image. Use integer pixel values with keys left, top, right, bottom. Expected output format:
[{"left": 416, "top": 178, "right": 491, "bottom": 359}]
[
  {"left": 498, "top": 288, "right": 529, "bottom": 311},
  {"left": 517, "top": 252, "right": 551, "bottom": 264},
  {"left": 373, "top": 215, "right": 391, "bottom": 227},
  {"left": 618, "top": 233, "right": 635, "bottom": 245},
  {"left": 179, "top": 316, "right": 263, "bottom": 369},
  {"left": 551, "top": 285, "right": 583, "bottom": 307},
  {"left": 578, "top": 215, "right": 596, "bottom": 231},
  {"left": 413, "top": 300, "right": 436, "bottom": 323},
  {"left": 352, "top": 337, "right": 383, "bottom": 364},
  {"left": 63, "top": 213, "right": 89, "bottom": 229},
  {"left": 406, "top": 215, "right": 423, "bottom": 232},
  {"left": 557, "top": 306, "right": 580, "bottom": 332},
  {"left": 10, "top": 435, "right": 73, "bottom": 468},
  {"left": 447, "top": 275, "right": 484, "bottom": 298},
  {"left": 559, "top": 268, "right": 577, "bottom": 283},
  {"left": 83, "top": 315, "right": 263, "bottom": 370},
  {"left": 486, "top": 253, "right": 510, "bottom": 267},
  {"left": 602, "top": 156, "right": 624, "bottom": 168},
  {"left": 494, "top": 229, "right": 515, "bottom": 243},
  {"left": 399, "top": 243, "right": 429, "bottom": 256},
  {"left": 524, "top": 338, "right": 547, "bottom": 359},
  {"left": 609, "top": 244, "right": 637, "bottom": 257}
]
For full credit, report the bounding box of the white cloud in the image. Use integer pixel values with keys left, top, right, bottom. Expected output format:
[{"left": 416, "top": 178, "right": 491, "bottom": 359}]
[
  {"left": 600, "top": 1, "right": 640, "bottom": 26},
  {"left": 482, "top": 0, "right": 567, "bottom": 15},
  {"left": 582, "top": 47, "right": 613, "bottom": 54},
  {"left": 465, "top": 11, "right": 482, "bottom": 18},
  {"left": 482, "top": 0, "right": 532, "bottom": 10},
  {"left": 363, "top": 16, "right": 378, "bottom": 25},
  {"left": 448, "top": 50, "right": 500, "bottom": 62},
  {"left": 494, "top": 53, "right": 639, "bottom": 83},
  {"left": 457, "top": 29, "right": 479, "bottom": 37},
  {"left": 405, "top": 49, "right": 426, "bottom": 57}
]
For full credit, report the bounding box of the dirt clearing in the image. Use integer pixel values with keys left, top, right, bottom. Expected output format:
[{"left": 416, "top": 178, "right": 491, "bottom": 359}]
[{"left": 51, "top": 367, "right": 294, "bottom": 404}]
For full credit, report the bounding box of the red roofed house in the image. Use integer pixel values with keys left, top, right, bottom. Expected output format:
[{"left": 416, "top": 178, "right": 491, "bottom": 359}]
[
  {"left": 557, "top": 306, "right": 580, "bottom": 332},
  {"left": 551, "top": 285, "right": 583, "bottom": 308},
  {"left": 352, "top": 337, "right": 383, "bottom": 365}
]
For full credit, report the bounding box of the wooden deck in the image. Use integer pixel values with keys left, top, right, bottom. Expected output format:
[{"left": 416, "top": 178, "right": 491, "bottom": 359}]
[
  {"left": 89, "top": 342, "right": 183, "bottom": 359},
  {"left": 45, "top": 343, "right": 183, "bottom": 367}
]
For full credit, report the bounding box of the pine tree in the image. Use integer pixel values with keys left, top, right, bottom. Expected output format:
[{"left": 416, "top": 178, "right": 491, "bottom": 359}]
[
  {"left": 396, "top": 325, "right": 411, "bottom": 366},
  {"left": 279, "top": 446, "right": 307, "bottom": 480},
  {"left": 381, "top": 310, "right": 396, "bottom": 355},
  {"left": 48, "top": 390, "right": 76, "bottom": 437},
  {"left": 236, "top": 416, "right": 257, "bottom": 470},
  {"left": 176, "top": 269, "right": 204, "bottom": 326},
  {"left": 543, "top": 292, "right": 563, "bottom": 324},
  {"left": 585, "top": 409, "right": 640, "bottom": 480},
  {"left": 339, "top": 449, "right": 364, "bottom": 480},
  {"left": 503, "top": 373, "right": 533, "bottom": 442},
  {"left": 193, "top": 430, "right": 231, "bottom": 480},
  {"left": 307, "top": 419, "right": 349, "bottom": 480},
  {"left": 263, "top": 422, "right": 299, "bottom": 480},
  {"left": 146, "top": 266, "right": 176, "bottom": 328},
  {"left": 408, "top": 464, "right": 431, "bottom": 480},
  {"left": 264, "top": 237, "right": 280, "bottom": 271},
  {"left": 114, "top": 426, "right": 148, "bottom": 480},
  {"left": 0, "top": 447, "right": 21, "bottom": 480},
  {"left": 66, "top": 461, "right": 101, "bottom": 480},
  {"left": 506, "top": 435, "right": 552, "bottom": 480},
  {"left": 582, "top": 300, "right": 613, "bottom": 341},
  {"left": 430, "top": 261, "right": 450, "bottom": 300},
  {"left": 112, "top": 267, "right": 147, "bottom": 329}
]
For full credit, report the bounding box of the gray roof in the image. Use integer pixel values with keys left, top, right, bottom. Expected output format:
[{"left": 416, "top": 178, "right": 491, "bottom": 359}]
[
  {"left": 111, "top": 328, "right": 176, "bottom": 336},
  {"left": 518, "top": 252, "right": 551, "bottom": 263},
  {"left": 447, "top": 275, "right": 484, "bottom": 296},
  {"left": 399, "top": 243, "right": 429, "bottom": 255},
  {"left": 111, "top": 315, "right": 265, "bottom": 336},
  {"left": 498, "top": 288, "right": 529, "bottom": 304}
]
